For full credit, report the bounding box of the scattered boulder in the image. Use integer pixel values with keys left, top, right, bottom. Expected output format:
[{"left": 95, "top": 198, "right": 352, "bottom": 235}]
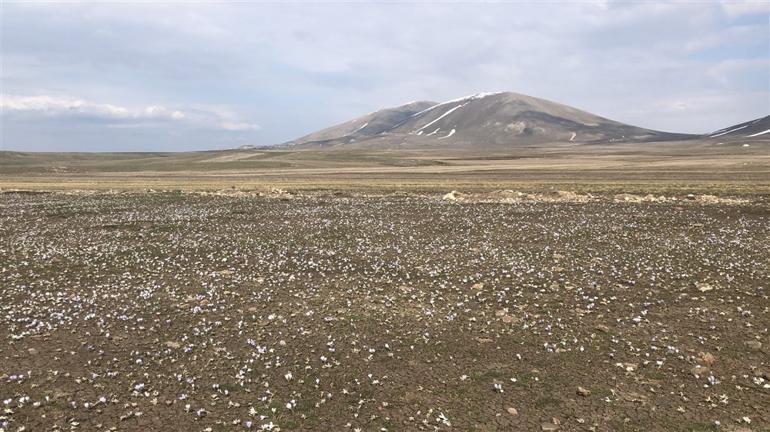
[{"left": 577, "top": 386, "right": 591, "bottom": 397}]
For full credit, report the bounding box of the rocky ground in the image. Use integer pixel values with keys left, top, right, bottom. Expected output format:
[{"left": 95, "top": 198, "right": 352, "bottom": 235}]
[{"left": 1, "top": 192, "right": 768, "bottom": 431}]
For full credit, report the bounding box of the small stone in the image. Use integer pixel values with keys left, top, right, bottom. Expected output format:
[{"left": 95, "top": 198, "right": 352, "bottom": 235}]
[
  {"left": 28, "top": 348, "right": 39, "bottom": 355},
  {"left": 700, "top": 352, "right": 716, "bottom": 366},
  {"left": 595, "top": 325, "right": 610, "bottom": 333},
  {"left": 164, "top": 341, "right": 182, "bottom": 349},
  {"left": 745, "top": 341, "right": 762, "bottom": 351},
  {"left": 443, "top": 191, "right": 460, "bottom": 201},
  {"left": 616, "top": 362, "right": 638, "bottom": 372},
  {"left": 690, "top": 365, "right": 709, "bottom": 378},
  {"left": 577, "top": 386, "right": 591, "bottom": 397},
  {"left": 492, "top": 379, "right": 504, "bottom": 392},
  {"left": 506, "top": 407, "right": 518, "bottom": 416},
  {"left": 501, "top": 315, "right": 516, "bottom": 324},
  {"left": 541, "top": 422, "right": 559, "bottom": 431},
  {"left": 471, "top": 282, "right": 484, "bottom": 290}
]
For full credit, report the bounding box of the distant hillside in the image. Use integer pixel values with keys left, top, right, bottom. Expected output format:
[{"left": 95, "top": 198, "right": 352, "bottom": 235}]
[
  {"left": 284, "top": 101, "right": 435, "bottom": 147},
  {"left": 283, "top": 91, "right": 695, "bottom": 150},
  {"left": 707, "top": 116, "right": 770, "bottom": 139}
]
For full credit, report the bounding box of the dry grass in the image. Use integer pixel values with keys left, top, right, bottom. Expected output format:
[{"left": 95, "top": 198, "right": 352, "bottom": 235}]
[{"left": 1, "top": 139, "right": 768, "bottom": 196}]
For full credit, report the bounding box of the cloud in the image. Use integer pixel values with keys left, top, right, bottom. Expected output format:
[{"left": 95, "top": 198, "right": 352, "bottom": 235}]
[
  {"left": 0, "top": 94, "right": 259, "bottom": 131},
  {"left": 720, "top": 0, "right": 770, "bottom": 18},
  {"left": 220, "top": 122, "right": 260, "bottom": 131}
]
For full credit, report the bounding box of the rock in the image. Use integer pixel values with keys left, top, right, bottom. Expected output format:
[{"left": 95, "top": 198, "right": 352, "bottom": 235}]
[
  {"left": 745, "top": 340, "right": 762, "bottom": 351},
  {"left": 164, "top": 341, "right": 182, "bottom": 349},
  {"left": 27, "top": 348, "right": 39, "bottom": 355},
  {"left": 501, "top": 315, "right": 517, "bottom": 324},
  {"left": 541, "top": 422, "right": 559, "bottom": 431},
  {"left": 690, "top": 365, "right": 709, "bottom": 378},
  {"left": 595, "top": 324, "right": 610, "bottom": 333},
  {"left": 506, "top": 407, "right": 518, "bottom": 416},
  {"left": 492, "top": 379, "right": 504, "bottom": 392},
  {"left": 577, "top": 386, "right": 591, "bottom": 397},
  {"left": 700, "top": 352, "right": 716, "bottom": 366},
  {"left": 616, "top": 362, "right": 638, "bottom": 372},
  {"left": 752, "top": 368, "right": 770, "bottom": 380},
  {"left": 696, "top": 282, "right": 714, "bottom": 292},
  {"left": 443, "top": 191, "right": 461, "bottom": 201},
  {"left": 495, "top": 308, "right": 508, "bottom": 317},
  {"left": 471, "top": 282, "right": 484, "bottom": 290}
]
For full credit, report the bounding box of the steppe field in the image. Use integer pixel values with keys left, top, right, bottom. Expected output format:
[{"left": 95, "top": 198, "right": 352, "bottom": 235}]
[{"left": 1, "top": 141, "right": 769, "bottom": 431}]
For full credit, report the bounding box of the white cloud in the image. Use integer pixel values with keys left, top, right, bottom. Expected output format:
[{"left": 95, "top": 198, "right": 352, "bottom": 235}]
[
  {"left": 1, "top": 95, "right": 180, "bottom": 121},
  {"left": 720, "top": 0, "right": 770, "bottom": 18},
  {"left": 1, "top": 95, "right": 131, "bottom": 118},
  {"left": 220, "top": 122, "right": 260, "bottom": 131},
  {"left": 1, "top": 94, "right": 257, "bottom": 131}
]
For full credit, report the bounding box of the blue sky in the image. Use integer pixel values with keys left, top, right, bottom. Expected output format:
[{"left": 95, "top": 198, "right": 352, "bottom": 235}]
[{"left": 1, "top": 1, "right": 768, "bottom": 152}]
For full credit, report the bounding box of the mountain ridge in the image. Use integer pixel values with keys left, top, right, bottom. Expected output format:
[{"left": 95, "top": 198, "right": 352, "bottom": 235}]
[{"left": 282, "top": 91, "right": 698, "bottom": 150}]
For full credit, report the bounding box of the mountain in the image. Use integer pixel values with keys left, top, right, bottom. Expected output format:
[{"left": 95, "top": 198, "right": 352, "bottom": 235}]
[
  {"left": 284, "top": 101, "right": 436, "bottom": 146},
  {"left": 707, "top": 115, "right": 770, "bottom": 139},
  {"left": 283, "top": 91, "right": 694, "bottom": 150}
]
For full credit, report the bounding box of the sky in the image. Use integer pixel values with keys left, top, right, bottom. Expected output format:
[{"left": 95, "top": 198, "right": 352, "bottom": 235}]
[{"left": 1, "top": 1, "right": 769, "bottom": 152}]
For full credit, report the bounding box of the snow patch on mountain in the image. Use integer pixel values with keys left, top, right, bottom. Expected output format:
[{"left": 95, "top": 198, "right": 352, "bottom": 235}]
[
  {"left": 438, "top": 129, "right": 456, "bottom": 140},
  {"left": 710, "top": 125, "right": 748, "bottom": 138},
  {"left": 746, "top": 128, "right": 770, "bottom": 137},
  {"left": 410, "top": 92, "right": 503, "bottom": 119},
  {"left": 414, "top": 103, "right": 468, "bottom": 134}
]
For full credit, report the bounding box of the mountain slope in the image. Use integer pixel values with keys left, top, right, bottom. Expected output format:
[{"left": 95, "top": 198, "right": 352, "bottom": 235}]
[
  {"left": 284, "top": 101, "right": 435, "bottom": 147},
  {"left": 707, "top": 115, "right": 770, "bottom": 139},
  {"left": 284, "top": 91, "right": 694, "bottom": 150}
]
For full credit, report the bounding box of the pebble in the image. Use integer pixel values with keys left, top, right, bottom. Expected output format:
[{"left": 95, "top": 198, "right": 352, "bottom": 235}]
[
  {"left": 745, "top": 341, "right": 762, "bottom": 351},
  {"left": 541, "top": 422, "right": 559, "bottom": 431}
]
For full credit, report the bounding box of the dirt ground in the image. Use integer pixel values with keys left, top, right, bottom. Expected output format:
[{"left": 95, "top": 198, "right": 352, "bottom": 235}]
[{"left": 1, "top": 191, "right": 768, "bottom": 431}]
